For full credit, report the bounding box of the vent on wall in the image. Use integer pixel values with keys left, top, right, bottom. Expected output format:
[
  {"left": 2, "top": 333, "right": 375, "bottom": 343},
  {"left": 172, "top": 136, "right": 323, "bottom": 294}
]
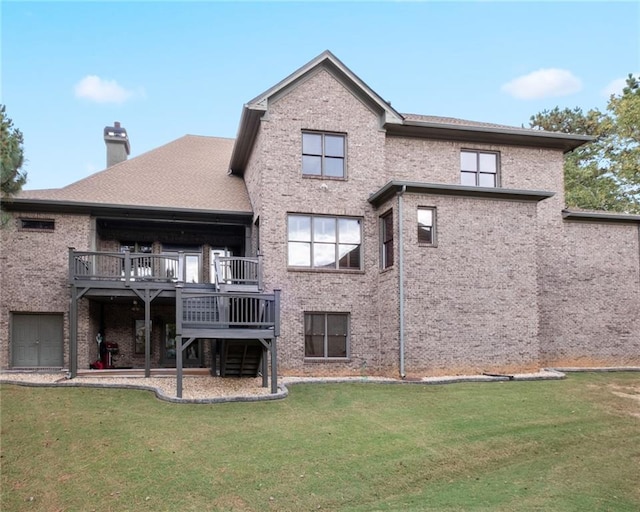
[{"left": 20, "top": 219, "right": 55, "bottom": 231}]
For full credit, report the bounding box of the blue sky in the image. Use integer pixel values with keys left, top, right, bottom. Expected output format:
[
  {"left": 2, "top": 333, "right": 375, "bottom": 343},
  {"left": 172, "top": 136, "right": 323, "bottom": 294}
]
[{"left": 2, "top": 1, "right": 638, "bottom": 190}]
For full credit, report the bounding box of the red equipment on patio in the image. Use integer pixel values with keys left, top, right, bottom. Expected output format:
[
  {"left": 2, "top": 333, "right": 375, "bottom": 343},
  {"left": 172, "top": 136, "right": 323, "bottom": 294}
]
[{"left": 90, "top": 338, "right": 119, "bottom": 369}]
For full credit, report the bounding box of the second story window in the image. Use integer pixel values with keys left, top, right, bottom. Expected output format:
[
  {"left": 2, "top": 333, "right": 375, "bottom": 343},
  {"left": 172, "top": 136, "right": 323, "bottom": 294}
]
[
  {"left": 461, "top": 150, "right": 499, "bottom": 188},
  {"left": 302, "top": 132, "right": 345, "bottom": 178},
  {"left": 288, "top": 214, "right": 361, "bottom": 270}
]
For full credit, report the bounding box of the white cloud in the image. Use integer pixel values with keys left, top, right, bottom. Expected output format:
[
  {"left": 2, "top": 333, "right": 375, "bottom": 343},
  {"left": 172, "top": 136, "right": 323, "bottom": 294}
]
[
  {"left": 74, "top": 75, "right": 137, "bottom": 104},
  {"left": 601, "top": 76, "right": 637, "bottom": 98},
  {"left": 501, "top": 68, "right": 582, "bottom": 100}
]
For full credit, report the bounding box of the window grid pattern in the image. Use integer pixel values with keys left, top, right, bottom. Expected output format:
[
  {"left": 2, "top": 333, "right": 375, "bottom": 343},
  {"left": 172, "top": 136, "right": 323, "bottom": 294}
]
[
  {"left": 302, "top": 132, "right": 345, "bottom": 178},
  {"left": 304, "top": 312, "right": 349, "bottom": 359},
  {"left": 461, "top": 150, "right": 499, "bottom": 188},
  {"left": 288, "top": 214, "right": 362, "bottom": 270}
]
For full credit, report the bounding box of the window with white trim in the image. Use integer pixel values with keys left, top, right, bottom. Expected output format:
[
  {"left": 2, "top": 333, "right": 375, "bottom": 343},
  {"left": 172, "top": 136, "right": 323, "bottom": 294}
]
[
  {"left": 304, "top": 312, "right": 349, "bottom": 359},
  {"left": 288, "top": 214, "right": 361, "bottom": 270},
  {"left": 302, "top": 132, "right": 345, "bottom": 178},
  {"left": 461, "top": 150, "right": 499, "bottom": 187}
]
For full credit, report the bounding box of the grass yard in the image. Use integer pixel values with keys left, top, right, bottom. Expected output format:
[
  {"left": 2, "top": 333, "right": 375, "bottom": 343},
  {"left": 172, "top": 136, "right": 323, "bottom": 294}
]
[{"left": 1, "top": 372, "right": 639, "bottom": 512}]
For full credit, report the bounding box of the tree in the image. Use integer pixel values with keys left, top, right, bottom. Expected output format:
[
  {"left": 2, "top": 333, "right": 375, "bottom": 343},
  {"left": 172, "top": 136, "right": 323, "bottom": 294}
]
[
  {"left": 529, "top": 75, "right": 640, "bottom": 214},
  {"left": 1, "top": 104, "right": 27, "bottom": 197}
]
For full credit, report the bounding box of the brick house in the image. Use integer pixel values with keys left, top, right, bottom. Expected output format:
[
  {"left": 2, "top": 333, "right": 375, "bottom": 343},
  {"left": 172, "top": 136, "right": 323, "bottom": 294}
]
[{"left": 2, "top": 51, "right": 639, "bottom": 393}]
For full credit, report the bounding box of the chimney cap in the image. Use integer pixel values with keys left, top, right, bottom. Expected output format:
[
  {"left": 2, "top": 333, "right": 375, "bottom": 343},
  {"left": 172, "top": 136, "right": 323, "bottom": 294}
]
[{"left": 103, "top": 121, "right": 130, "bottom": 155}]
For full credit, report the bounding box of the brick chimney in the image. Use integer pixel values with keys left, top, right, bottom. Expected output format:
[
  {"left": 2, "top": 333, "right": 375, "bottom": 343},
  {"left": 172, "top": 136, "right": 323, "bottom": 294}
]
[{"left": 103, "top": 121, "right": 130, "bottom": 167}]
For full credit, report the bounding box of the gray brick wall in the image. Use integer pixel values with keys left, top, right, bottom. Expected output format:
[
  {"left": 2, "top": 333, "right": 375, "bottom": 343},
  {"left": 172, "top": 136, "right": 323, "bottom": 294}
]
[
  {"left": 1, "top": 211, "right": 93, "bottom": 368},
  {"left": 401, "top": 194, "right": 540, "bottom": 376},
  {"left": 247, "top": 68, "right": 389, "bottom": 375},
  {"left": 540, "top": 221, "right": 640, "bottom": 366}
]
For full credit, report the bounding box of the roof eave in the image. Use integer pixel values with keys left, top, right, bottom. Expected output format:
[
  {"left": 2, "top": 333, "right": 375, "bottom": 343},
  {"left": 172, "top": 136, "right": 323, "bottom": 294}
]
[
  {"left": 386, "top": 121, "right": 593, "bottom": 153},
  {"left": 368, "top": 181, "right": 554, "bottom": 207},
  {"left": 562, "top": 209, "right": 640, "bottom": 223},
  {"left": 2, "top": 197, "right": 253, "bottom": 224},
  {"left": 229, "top": 104, "right": 266, "bottom": 175}
]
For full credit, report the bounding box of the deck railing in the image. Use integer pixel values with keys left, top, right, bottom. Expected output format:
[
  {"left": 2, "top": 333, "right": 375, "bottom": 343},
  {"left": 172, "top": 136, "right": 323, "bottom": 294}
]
[
  {"left": 180, "top": 290, "right": 280, "bottom": 335},
  {"left": 214, "top": 255, "right": 263, "bottom": 290},
  {"left": 69, "top": 249, "right": 182, "bottom": 284},
  {"left": 69, "top": 250, "right": 263, "bottom": 290}
]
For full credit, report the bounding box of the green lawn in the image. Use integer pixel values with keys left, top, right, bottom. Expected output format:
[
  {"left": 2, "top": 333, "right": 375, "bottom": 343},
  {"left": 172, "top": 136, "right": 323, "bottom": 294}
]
[{"left": 1, "top": 372, "right": 639, "bottom": 512}]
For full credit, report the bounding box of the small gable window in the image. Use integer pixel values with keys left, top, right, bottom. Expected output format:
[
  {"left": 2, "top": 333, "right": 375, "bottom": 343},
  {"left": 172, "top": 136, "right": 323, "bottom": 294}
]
[{"left": 302, "top": 131, "right": 345, "bottom": 178}]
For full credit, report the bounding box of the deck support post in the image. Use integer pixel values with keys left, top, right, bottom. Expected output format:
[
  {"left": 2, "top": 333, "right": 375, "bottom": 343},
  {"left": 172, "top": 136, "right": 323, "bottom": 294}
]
[
  {"left": 271, "top": 289, "right": 281, "bottom": 394},
  {"left": 69, "top": 285, "right": 78, "bottom": 378},
  {"left": 270, "top": 337, "right": 277, "bottom": 394},
  {"left": 262, "top": 346, "right": 268, "bottom": 388},
  {"left": 176, "top": 284, "right": 184, "bottom": 398},
  {"left": 144, "top": 288, "right": 151, "bottom": 378}
]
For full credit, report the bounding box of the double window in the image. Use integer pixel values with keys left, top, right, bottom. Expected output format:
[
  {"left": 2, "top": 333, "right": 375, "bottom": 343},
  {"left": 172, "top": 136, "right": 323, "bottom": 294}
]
[
  {"left": 461, "top": 150, "right": 499, "bottom": 188},
  {"left": 305, "top": 313, "right": 349, "bottom": 359},
  {"left": 288, "top": 215, "right": 362, "bottom": 270},
  {"left": 302, "top": 131, "right": 345, "bottom": 178}
]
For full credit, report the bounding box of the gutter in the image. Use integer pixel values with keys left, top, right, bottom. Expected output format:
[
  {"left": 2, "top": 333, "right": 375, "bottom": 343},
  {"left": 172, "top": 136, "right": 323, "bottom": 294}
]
[
  {"left": 562, "top": 210, "right": 640, "bottom": 224},
  {"left": 369, "top": 181, "right": 554, "bottom": 207},
  {"left": 398, "top": 185, "right": 407, "bottom": 379},
  {"left": 385, "top": 121, "right": 593, "bottom": 153}
]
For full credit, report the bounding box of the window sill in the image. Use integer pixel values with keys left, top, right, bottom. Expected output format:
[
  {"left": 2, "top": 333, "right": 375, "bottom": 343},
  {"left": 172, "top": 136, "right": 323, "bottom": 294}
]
[
  {"left": 288, "top": 267, "right": 365, "bottom": 275},
  {"left": 302, "top": 175, "right": 347, "bottom": 182},
  {"left": 304, "top": 358, "right": 351, "bottom": 363},
  {"left": 418, "top": 243, "right": 438, "bottom": 248}
]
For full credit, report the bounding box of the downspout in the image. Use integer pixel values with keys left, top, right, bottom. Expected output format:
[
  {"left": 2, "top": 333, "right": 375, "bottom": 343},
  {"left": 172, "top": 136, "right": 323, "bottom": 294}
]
[{"left": 398, "top": 185, "right": 407, "bottom": 379}]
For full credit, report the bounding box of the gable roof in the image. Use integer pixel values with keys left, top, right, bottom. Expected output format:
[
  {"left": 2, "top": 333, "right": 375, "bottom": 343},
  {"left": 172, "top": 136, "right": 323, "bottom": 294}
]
[
  {"left": 229, "top": 52, "right": 593, "bottom": 175},
  {"left": 10, "top": 135, "right": 252, "bottom": 218},
  {"left": 229, "top": 50, "right": 404, "bottom": 175}
]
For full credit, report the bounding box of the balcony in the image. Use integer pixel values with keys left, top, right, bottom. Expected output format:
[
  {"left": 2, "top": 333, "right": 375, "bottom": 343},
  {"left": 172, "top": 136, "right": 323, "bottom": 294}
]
[{"left": 69, "top": 249, "right": 263, "bottom": 291}]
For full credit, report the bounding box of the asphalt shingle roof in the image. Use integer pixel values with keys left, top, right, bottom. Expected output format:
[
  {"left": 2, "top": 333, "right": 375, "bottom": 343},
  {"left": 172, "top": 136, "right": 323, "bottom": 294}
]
[
  {"left": 402, "top": 113, "right": 530, "bottom": 131},
  {"left": 19, "top": 135, "right": 251, "bottom": 213}
]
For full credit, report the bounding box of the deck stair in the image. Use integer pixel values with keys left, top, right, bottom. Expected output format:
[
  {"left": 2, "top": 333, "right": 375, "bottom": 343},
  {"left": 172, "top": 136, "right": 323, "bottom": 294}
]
[{"left": 220, "top": 341, "right": 263, "bottom": 377}]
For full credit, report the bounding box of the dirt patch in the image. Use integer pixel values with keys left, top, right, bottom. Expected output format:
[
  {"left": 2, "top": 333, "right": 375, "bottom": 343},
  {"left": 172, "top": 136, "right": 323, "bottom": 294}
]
[{"left": 609, "top": 383, "right": 640, "bottom": 418}]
